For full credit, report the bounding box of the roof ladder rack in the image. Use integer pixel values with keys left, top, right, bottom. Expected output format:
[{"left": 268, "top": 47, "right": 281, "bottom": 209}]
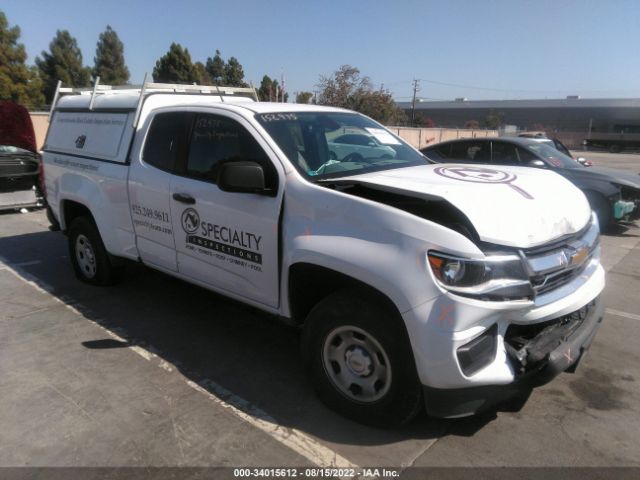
[{"left": 48, "top": 73, "right": 260, "bottom": 125}]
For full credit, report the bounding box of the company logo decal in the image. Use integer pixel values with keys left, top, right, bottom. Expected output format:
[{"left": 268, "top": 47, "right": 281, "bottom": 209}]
[
  {"left": 434, "top": 166, "right": 533, "bottom": 200},
  {"left": 75, "top": 135, "right": 86, "bottom": 149},
  {"left": 181, "top": 208, "right": 200, "bottom": 234},
  {"left": 182, "top": 208, "right": 262, "bottom": 265}
]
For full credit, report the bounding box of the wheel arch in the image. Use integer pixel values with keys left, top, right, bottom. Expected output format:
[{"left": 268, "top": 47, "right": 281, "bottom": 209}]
[
  {"left": 61, "top": 199, "right": 94, "bottom": 231},
  {"left": 287, "top": 262, "right": 404, "bottom": 326}
]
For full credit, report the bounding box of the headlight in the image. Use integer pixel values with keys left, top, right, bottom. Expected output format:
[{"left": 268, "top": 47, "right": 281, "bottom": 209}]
[{"left": 427, "top": 252, "right": 532, "bottom": 300}]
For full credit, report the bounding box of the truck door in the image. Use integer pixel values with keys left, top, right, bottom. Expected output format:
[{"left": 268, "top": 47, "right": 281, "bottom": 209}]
[
  {"left": 128, "top": 112, "right": 193, "bottom": 272},
  {"left": 169, "top": 112, "right": 283, "bottom": 308}
]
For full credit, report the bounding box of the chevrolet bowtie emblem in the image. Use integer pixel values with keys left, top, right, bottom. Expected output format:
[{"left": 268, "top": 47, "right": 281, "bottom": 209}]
[{"left": 569, "top": 246, "right": 589, "bottom": 266}]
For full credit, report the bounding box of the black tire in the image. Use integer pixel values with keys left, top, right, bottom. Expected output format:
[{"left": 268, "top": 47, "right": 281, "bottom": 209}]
[
  {"left": 302, "top": 289, "right": 423, "bottom": 428},
  {"left": 46, "top": 205, "right": 60, "bottom": 231},
  {"left": 68, "top": 216, "right": 117, "bottom": 285},
  {"left": 588, "top": 193, "right": 612, "bottom": 231}
]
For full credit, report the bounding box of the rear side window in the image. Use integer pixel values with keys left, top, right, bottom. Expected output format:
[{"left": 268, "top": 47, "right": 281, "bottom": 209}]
[
  {"left": 491, "top": 141, "right": 520, "bottom": 165},
  {"left": 186, "top": 114, "right": 277, "bottom": 188},
  {"left": 450, "top": 141, "right": 490, "bottom": 162},
  {"left": 142, "top": 112, "right": 192, "bottom": 172},
  {"left": 423, "top": 143, "right": 451, "bottom": 160}
]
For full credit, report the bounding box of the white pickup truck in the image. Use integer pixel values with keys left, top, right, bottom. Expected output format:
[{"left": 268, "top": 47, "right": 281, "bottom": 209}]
[{"left": 42, "top": 81, "right": 605, "bottom": 427}]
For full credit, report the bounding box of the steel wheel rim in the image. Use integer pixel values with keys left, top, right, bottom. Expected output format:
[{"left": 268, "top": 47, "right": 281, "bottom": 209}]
[
  {"left": 75, "top": 234, "right": 97, "bottom": 279},
  {"left": 322, "top": 325, "right": 392, "bottom": 403}
]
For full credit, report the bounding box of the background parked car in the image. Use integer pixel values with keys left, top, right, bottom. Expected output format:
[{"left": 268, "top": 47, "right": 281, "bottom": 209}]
[
  {"left": 328, "top": 133, "right": 397, "bottom": 162},
  {"left": 421, "top": 137, "right": 640, "bottom": 229},
  {"left": 0, "top": 102, "right": 43, "bottom": 211},
  {"left": 518, "top": 132, "right": 593, "bottom": 166}
]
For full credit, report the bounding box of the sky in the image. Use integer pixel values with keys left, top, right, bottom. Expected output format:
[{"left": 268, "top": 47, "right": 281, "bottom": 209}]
[{"left": 4, "top": 0, "right": 640, "bottom": 102}]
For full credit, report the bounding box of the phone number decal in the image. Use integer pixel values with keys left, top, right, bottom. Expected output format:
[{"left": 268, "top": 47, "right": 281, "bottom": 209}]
[{"left": 131, "top": 204, "right": 170, "bottom": 223}]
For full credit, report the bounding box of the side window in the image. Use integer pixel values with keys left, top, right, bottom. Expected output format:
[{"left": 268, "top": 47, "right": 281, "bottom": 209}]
[
  {"left": 186, "top": 114, "right": 276, "bottom": 188},
  {"left": 432, "top": 143, "right": 451, "bottom": 158},
  {"left": 450, "top": 141, "right": 490, "bottom": 162},
  {"left": 491, "top": 142, "right": 519, "bottom": 165},
  {"left": 142, "top": 112, "right": 192, "bottom": 172},
  {"left": 516, "top": 146, "right": 538, "bottom": 163}
]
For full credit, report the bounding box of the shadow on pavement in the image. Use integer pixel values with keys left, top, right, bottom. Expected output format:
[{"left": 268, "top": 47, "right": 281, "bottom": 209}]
[
  {"left": 0, "top": 228, "right": 499, "bottom": 451},
  {"left": 603, "top": 222, "right": 639, "bottom": 238}
]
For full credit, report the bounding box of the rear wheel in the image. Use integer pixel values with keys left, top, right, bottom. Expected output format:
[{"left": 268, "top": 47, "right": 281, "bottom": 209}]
[
  {"left": 302, "top": 290, "right": 423, "bottom": 427},
  {"left": 68, "top": 216, "right": 117, "bottom": 285}
]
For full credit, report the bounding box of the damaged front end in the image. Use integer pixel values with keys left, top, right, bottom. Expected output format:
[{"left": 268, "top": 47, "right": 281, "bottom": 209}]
[
  {"left": 423, "top": 296, "right": 604, "bottom": 418},
  {"left": 505, "top": 298, "right": 601, "bottom": 383}
]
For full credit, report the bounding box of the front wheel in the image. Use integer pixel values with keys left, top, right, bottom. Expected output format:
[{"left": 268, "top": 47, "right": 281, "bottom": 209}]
[
  {"left": 302, "top": 290, "right": 423, "bottom": 427},
  {"left": 68, "top": 216, "right": 117, "bottom": 285}
]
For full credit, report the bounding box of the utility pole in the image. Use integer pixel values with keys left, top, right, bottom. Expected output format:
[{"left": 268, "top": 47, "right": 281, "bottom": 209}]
[
  {"left": 410, "top": 79, "right": 420, "bottom": 127},
  {"left": 281, "top": 72, "right": 286, "bottom": 103}
]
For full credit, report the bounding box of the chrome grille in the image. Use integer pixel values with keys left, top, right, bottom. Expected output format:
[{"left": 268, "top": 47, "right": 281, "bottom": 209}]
[{"left": 521, "top": 216, "right": 599, "bottom": 297}]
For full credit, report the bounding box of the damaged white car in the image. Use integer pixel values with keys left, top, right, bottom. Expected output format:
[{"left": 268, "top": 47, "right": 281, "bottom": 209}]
[{"left": 43, "top": 82, "right": 605, "bottom": 427}]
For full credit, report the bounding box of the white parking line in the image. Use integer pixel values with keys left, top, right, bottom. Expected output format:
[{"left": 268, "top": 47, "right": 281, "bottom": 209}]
[
  {"left": 606, "top": 308, "right": 640, "bottom": 321},
  {"left": 0, "top": 257, "right": 359, "bottom": 469},
  {"left": 12, "top": 260, "right": 42, "bottom": 267}
]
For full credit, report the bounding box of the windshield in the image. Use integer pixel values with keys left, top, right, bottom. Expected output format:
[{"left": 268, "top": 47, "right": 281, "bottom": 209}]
[
  {"left": 526, "top": 143, "right": 580, "bottom": 169},
  {"left": 256, "top": 112, "right": 428, "bottom": 180}
]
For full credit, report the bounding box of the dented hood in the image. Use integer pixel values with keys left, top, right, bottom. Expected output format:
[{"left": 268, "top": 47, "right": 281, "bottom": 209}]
[{"left": 335, "top": 164, "right": 592, "bottom": 248}]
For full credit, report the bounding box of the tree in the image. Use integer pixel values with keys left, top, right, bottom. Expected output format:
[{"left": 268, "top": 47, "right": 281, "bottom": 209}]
[
  {"left": 317, "top": 65, "right": 366, "bottom": 107},
  {"left": 484, "top": 110, "right": 504, "bottom": 129},
  {"left": 193, "top": 61, "right": 211, "bottom": 85},
  {"left": 296, "top": 91, "right": 313, "bottom": 104},
  {"left": 317, "top": 65, "right": 406, "bottom": 124},
  {"left": 258, "top": 75, "right": 273, "bottom": 101},
  {"left": 223, "top": 56, "right": 246, "bottom": 86},
  {"left": 0, "top": 12, "right": 44, "bottom": 107},
  {"left": 414, "top": 113, "right": 434, "bottom": 128},
  {"left": 257, "top": 75, "right": 288, "bottom": 102},
  {"left": 464, "top": 119, "right": 480, "bottom": 129},
  {"left": 93, "top": 25, "right": 130, "bottom": 84},
  {"left": 35, "top": 30, "right": 91, "bottom": 104},
  {"left": 349, "top": 89, "right": 406, "bottom": 125},
  {"left": 152, "top": 43, "right": 195, "bottom": 83},
  {"left": 205, "top": 49, "right": 225, "bottom": 84}
]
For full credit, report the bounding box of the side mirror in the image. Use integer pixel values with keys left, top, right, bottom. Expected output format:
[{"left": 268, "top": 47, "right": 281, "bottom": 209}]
[
  {"left": 218, "top": 161, "right": 270, "bottom": 194},
  {"left": 527, "top": 159, "right": 546, "bottom": 168}
]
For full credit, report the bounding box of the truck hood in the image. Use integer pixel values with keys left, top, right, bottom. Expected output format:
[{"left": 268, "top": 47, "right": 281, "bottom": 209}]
[{"left": 330, "top": 164, "right": 591, "bottom": 248}]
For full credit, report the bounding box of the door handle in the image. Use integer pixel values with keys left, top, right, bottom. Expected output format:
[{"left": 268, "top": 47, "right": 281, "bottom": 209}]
[{"left": 172, "top": 193, "right": 196, "bottom": 205}]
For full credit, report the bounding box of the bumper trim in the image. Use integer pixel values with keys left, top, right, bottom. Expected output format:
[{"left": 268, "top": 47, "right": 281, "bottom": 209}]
[{"left": 423, "top": 295, "right": 604, "bottom": 418}]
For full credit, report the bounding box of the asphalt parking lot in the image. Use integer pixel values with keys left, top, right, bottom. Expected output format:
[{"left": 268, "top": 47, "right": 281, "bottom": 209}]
[{"left": 1, "top": 153, "right": 639, "bottom": 474}]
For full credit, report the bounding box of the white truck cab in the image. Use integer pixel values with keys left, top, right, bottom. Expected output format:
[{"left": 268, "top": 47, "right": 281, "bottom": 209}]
[{"left": 42, "top": 81, "right": 605, "bottom": 426}]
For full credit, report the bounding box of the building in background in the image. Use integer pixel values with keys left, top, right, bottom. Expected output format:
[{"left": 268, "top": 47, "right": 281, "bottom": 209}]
[{"left": 396, "top": 97, "right": 640, "bottom": 148}]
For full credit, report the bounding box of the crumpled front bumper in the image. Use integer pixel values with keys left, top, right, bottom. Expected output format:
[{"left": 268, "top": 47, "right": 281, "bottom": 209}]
[{"left": 422, "top": 295, "right": 604, "bottom": 418}]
